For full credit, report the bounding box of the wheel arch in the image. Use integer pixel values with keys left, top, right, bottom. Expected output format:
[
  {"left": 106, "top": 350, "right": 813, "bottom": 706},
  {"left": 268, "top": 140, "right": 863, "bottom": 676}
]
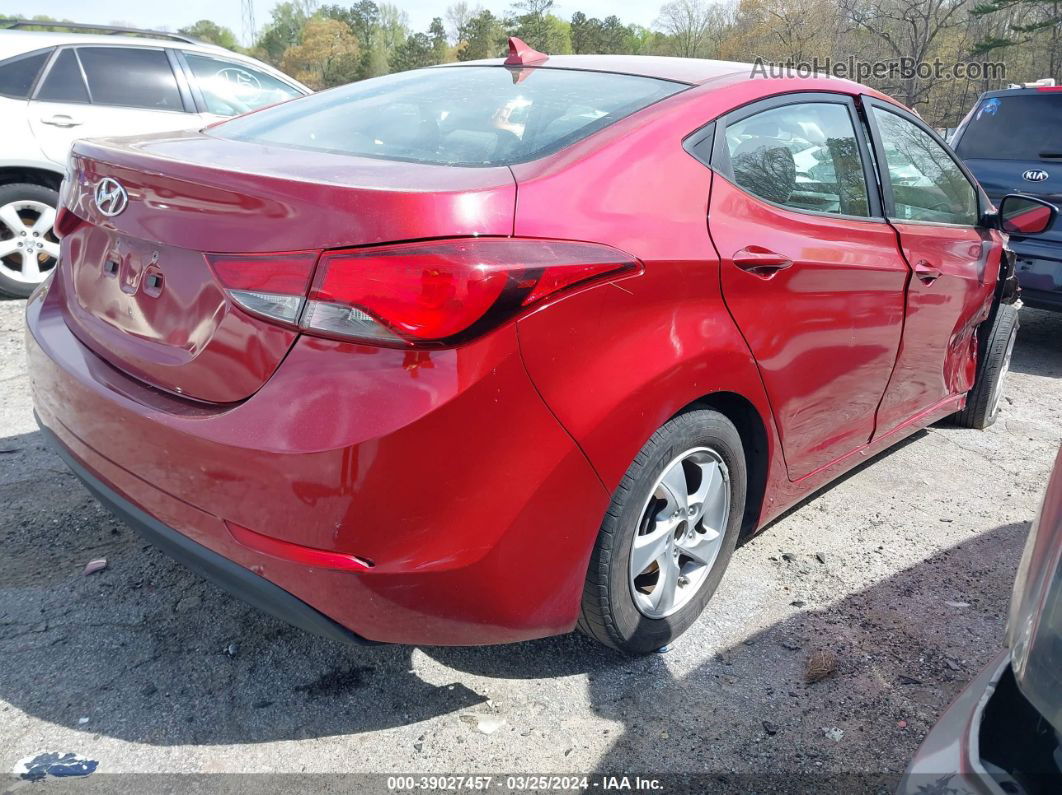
[
  {"left": 516, "top": 270, "right": 788, "bottom": 540},
  {"left": 675, "top": 391, "right": 770, "bottom": 539},
  {"left": 0, "top": 166, "right": 64, "bottom": 192}
]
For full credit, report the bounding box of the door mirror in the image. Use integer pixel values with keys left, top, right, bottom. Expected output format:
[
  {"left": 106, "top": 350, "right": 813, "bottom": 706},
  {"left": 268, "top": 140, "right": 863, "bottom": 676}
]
[{"left": 998, "top": 194, "right": 1057, "bottom": 235}]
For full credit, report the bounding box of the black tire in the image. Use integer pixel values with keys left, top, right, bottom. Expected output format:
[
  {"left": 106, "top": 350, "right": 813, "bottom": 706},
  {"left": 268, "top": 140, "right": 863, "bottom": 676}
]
[
  {"left": 578, "top": 409, "right": 747, "bottom": 654},
  {"left": 954, "top": 302, "right": 1020, "bottom": 430},
  {"left": 0, "top": 182, "right": 60, "bottom": 299}
]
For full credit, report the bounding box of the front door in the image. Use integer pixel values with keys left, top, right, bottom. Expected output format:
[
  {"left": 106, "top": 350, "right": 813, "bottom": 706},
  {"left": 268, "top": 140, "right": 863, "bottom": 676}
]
[
  {"left": 864, "top": 100, "right": 1002, "bottom": 436},
  {"left": 708, "top": 94, "right": 909, "bottom": 480}
]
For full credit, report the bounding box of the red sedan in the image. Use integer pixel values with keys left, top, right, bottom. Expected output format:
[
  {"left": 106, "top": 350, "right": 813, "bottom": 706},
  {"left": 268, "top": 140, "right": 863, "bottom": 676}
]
[{"left": 26, "top": 41, "right": 1056, "bottom": 653}]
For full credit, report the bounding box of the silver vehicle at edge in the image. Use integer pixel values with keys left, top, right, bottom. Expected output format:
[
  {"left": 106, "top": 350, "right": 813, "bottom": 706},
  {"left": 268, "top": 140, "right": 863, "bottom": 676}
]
[{"left": 900, "top": 446, "right": 1062, "bottom": 794}]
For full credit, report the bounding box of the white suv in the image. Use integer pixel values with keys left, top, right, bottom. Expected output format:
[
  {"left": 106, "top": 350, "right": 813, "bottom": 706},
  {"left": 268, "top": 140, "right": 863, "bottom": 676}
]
[{"left": 0, "top": 23, "right": 309, "bottom": 297}]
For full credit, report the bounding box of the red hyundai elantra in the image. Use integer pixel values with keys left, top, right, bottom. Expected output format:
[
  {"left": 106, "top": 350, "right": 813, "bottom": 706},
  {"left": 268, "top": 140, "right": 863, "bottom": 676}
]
[{"left": 26, "top": 41, "right": 1055, "bottom": 653}]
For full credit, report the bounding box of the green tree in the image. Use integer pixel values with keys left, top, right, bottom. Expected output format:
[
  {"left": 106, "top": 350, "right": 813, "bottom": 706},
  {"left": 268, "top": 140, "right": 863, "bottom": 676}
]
[
  {"left": 318, "top": 2, "right": 376, "bottom": 44},
  {"left": 319, "top": 2, "right": 380, "bottom": 77},
  {"left": 178, "top": 19, "right": 240, "bottom": 50},
  {"left": 280, "top": 16, "right": 360, "bottom": 88},
  {"left": 392, "top": 32, "right": 435, "bottom": 71},
  {"left": 625, "top": 24, "right": 660, "bottom": 54},
  {"left": 457, "top": 9, "right": 506, "bottom": 60},
  {"left": 256, "top": 1, "right": 316, "bottom": 63},
  {"left": 570, "top": 12, "right": 634, "bottom": 53},
  {"left": 429, "top": 16, "right": 450, "bottom": 62},
  {"left": 507, "top": 0, "right": 572, "bottom": 54},
  {"left": 319, "top": 2, "right": 408, "bottom": 78}
]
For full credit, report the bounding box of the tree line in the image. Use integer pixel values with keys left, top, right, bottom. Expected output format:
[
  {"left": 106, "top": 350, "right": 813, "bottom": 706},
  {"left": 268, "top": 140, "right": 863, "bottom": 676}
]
[{"left": 13, "top": 1, "right": 1062, "bottom": 127}]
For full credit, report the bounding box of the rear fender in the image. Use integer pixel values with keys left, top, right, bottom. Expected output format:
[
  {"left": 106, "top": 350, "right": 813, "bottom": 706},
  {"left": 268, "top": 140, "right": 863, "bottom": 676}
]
[
  {"left": 511, "top": 110, "right": 789, "bottom": 531},
  {"left": 516, "top": 262, "right": 787, "bottom": 531}
]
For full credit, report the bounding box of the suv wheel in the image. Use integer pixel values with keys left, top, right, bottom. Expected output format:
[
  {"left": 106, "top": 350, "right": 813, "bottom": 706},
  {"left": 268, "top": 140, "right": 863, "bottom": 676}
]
[
  {"left": 0, "top": 183, "right": 61, "bottom": 299},
  {"left": 578, "top": 409, "right": 747, "bottom": 654}
]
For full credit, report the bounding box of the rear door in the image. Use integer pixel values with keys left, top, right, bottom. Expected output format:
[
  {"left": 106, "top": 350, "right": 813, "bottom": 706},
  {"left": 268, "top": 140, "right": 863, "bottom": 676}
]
[
  {"left": 708, "top": 93, "right": 908, "bottom": 480},
  {"left": 864, "top": 99, "right": 1001, "bottom": 437},
  {"left": 28, "top": 45, "right": 195, "bottom": 165}
]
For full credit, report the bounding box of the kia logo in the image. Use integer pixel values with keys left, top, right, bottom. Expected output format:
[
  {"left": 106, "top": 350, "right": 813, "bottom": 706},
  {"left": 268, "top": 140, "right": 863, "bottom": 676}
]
[
  {"left": 94, "top": 178, "right": 128, "bottom": 217},
  {"left": 1023, "top": 169, "right": 1049, "bottom": 183}
]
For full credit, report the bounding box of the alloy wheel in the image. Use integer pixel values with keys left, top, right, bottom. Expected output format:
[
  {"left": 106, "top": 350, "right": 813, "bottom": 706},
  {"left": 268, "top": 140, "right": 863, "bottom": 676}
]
[
  {"left": 0, "top": 200, "right": 60, "bottom": 285},
  {"left": 628, "top": 446, "right": 730, "bottom": 619}
]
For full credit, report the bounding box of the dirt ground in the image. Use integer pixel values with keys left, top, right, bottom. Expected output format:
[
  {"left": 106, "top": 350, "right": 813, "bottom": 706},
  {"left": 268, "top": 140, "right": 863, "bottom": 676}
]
[{"left": 1, "top": 296, "right": 1060, "bottom": 790}]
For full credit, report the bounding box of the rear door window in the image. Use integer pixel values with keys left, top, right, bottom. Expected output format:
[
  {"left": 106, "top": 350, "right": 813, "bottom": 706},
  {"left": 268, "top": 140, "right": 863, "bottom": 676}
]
[
  {"left": 0, "top": 49, "right": 51, "bottom": 98},
  {"left": 77, "top": 47, "right": 183, "bottom": 111},
  {"left": 36, "top": 49, "right": 89, "bottom": 103},
  {"left": 184, "top": 54, "right": 302, "bottom": 116},
  {"left": 955, "top": 94, "right": 1062, "bottom": 161},
  {"left": 723, "top": 102, "right": 872, "bottom": 217},
  {"left": 211, "top": 66, "right": 686, "bottom": 166}
]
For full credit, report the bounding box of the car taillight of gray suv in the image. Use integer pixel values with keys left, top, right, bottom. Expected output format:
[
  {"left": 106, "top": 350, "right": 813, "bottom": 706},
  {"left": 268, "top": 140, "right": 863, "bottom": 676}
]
[{"left": 952, "top": 86, "right": 1062, "bottom": 312}]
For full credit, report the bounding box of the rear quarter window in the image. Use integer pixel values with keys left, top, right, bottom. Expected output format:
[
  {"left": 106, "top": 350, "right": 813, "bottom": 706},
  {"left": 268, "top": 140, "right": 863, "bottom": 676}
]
[
  {"left": 184, "top": 53, "right": 303, "bottom": 116},
  {"left": 0, "top": 49, "right": 50, "bottom": 98},
  {"left": 211, "top": 66, "right": 686, "bottom": 166}
]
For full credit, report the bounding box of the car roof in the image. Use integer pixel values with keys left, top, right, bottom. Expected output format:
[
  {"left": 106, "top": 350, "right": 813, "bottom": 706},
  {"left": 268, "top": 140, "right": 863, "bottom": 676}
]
[
  {"left": 0, "top": 29, "right": 233, "bottom": 58},
  {"left": 442, "top": 54, "right": 755, "bottom": 85},
  {"left": 0, "top": 30, "right": 310, "bottom": 92},
  {"left": 979, "top": 86, "right": 1062, "bottom": 99}
]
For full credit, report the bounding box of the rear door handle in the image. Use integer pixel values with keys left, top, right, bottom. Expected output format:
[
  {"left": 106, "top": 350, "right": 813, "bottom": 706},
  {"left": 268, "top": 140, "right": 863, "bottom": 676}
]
[
  {"left": 732, "top": 247, "right": 794, "bottom": 278},
  {"left": 914, "top": 260, "right": 942, "bottom": 285},
  {"left": 40, "top": 114, "right": 82, "bottom": 128}
]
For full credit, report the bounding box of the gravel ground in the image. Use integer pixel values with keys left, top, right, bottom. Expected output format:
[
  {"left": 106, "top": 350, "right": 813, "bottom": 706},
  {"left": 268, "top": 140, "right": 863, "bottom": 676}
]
[{"left": 1, "top": 296, "right": 1060, "bottom": 789}]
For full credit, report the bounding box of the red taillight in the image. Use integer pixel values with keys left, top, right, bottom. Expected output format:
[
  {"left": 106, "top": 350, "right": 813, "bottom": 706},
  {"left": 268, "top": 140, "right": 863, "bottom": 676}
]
[
  {"left": 209, "top": 239, "right": 638, "bottom": 347},
  {"left": 302, "top": 238, "right": 639, "bottom": 347},
  {"left": 53, "top": 207, "right": 84, "bottom": 238},
  {"left": 207, "top": 251, "right": 318, "bottom": 325}
]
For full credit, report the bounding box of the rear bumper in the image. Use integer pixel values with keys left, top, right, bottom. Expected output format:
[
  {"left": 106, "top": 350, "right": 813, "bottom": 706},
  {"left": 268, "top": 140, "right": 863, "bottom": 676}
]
[
  {"left": 39, "top": 419, "right": 370, "bottom": 647},
  {"left": 26, "top": 279, "right": 609, "bottom": 645},
  {"left": 1011, "top": 238, "right": 1062, "bottom": 311}
]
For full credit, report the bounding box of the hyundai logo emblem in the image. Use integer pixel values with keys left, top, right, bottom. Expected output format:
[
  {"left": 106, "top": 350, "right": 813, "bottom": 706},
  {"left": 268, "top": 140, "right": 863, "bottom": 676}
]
[
  {"left": 94, "top": 177, "right": 128, "bottom": 217},
  {"left": 1023, "top": 169, "right": 1049, "bottom": 183}
]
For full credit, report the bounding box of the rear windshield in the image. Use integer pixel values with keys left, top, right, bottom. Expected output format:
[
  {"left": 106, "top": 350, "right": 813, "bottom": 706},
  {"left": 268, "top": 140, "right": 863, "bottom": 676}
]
[
  {"left": 955, "top": 94, "right": 1062, "bottom": 160},
  {"left": 210, "top": 65, "right": 686, "bottom": 166}
]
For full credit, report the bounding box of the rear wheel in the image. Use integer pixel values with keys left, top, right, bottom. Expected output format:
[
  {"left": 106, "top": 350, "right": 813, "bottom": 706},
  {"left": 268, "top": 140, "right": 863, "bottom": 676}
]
[
  {"left": 578, "top": 409, "right": 746, "bottom": 654},
  {"left": 954, "top": 302, "right": 1020, "bottom": 429},
  {"left": 0, "top": 183, "right": 61, "bottom": 299}
]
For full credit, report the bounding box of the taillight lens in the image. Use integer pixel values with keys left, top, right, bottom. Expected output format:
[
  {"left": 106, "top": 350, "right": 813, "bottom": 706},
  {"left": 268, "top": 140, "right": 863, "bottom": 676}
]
[
  {"left": 207, "top": 251, "right": 318, "bottom": 325},
  {"left": 208, "top": 239, "right": 639, "bottom": 346},
  {"left": 302, "top": 238, "right": 638, "bottom": 347},
  {"left": 53, "top": 207, "right": 84, "bottom": 238}
]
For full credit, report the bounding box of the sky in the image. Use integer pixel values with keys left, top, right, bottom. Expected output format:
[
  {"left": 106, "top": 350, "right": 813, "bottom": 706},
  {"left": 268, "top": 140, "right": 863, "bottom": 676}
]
[{"left": 3, "top": 1, "right": 665, "bottom": 46}]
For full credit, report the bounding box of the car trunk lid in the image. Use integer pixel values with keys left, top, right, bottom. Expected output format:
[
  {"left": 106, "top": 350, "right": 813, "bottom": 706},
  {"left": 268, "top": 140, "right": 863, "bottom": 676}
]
[{"left": 57, "top": 132, "right": 517, "bottom": 403}]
